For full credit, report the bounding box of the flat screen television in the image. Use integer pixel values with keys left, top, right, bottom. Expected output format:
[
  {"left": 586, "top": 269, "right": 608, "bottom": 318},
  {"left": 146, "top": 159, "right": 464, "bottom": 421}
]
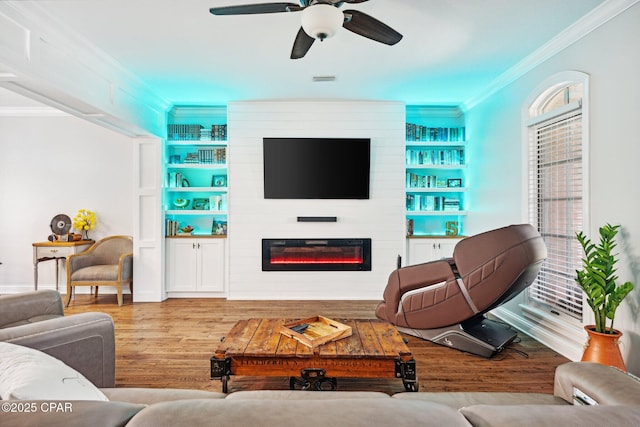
[{"left": 263, "top": 137, "right": 370, "bottom": 199}]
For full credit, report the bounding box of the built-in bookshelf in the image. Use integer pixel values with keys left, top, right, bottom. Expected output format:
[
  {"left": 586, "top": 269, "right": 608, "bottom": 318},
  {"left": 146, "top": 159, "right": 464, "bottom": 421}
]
[
  {"left": 405, "top": 106, "right": 467, "bottom": 237},
  {"left": 164, "top": 107, "right": 228, "bottom": 237}
]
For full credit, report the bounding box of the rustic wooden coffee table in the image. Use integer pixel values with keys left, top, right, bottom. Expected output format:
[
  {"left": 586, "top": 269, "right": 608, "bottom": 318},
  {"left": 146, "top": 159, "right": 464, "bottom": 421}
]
[{"left": 210, "top": 318, "right": 417, "bottom": 392}]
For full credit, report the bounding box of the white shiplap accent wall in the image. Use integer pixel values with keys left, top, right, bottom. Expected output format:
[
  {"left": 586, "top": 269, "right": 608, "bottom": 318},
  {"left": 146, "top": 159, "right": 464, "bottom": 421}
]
[{"left": 227, "top": 100, "right": 405, "bottom": 299}]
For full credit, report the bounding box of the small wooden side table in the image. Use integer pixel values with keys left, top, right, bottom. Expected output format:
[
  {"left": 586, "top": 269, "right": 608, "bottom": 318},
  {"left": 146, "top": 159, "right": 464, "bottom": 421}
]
[{"left": 32, "top": 241, "right": 94, "bottom": 291}]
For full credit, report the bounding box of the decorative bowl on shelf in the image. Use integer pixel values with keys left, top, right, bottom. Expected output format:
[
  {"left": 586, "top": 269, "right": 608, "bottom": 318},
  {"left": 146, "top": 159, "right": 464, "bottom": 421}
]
[
  {"left": 177, "top": 225, "right": 194, "bottom": 236},
  {"left": 174, "top": 198, "right": 190, "bottom": 209}
]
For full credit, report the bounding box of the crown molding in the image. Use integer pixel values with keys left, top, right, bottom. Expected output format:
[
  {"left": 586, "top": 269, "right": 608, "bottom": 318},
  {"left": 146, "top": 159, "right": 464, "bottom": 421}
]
[
  {"left": 0, "top": 106, "right": 68, "bottom": 117},
  {"left": 462, "top": 0, "right": 640, "bottom": 111},
  {"left": 406, "top": 105, "right": 463, "bottom": 119}
]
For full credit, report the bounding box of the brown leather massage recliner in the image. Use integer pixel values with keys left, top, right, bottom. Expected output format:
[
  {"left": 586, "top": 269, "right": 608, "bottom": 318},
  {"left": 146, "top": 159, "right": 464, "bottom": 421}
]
[{"left": 376, "top": 224, "right": 547, "bottom": 357}]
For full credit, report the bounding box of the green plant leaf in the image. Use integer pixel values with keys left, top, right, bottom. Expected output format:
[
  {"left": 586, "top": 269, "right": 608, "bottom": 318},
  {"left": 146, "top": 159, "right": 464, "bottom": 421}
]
[{"left": 606, "top": 281, "right": 634, "bottom": 320}]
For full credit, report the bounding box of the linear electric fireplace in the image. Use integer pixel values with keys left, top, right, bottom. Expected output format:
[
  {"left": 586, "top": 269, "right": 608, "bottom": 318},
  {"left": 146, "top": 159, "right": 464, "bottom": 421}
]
[{"left": 262, "top": 239, "right": 372, "bottom": 271}]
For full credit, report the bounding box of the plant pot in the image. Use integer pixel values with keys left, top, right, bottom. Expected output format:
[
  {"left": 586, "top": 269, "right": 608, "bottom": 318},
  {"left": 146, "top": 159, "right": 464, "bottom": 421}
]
[{"left": 581, "top": 325, "right": 626, "bottom": 371}]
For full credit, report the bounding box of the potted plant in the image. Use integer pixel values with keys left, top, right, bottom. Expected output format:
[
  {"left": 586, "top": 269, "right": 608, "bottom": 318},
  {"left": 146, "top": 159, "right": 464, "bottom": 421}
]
[{"left": 575, "top": 223, "right": 634, "bottom": 370}]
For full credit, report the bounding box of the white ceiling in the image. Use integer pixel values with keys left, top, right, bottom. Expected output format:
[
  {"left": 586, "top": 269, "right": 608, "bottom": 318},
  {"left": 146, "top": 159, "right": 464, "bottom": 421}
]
[{"left": 7, "top": 0, "right": 607, "bottom": 107}]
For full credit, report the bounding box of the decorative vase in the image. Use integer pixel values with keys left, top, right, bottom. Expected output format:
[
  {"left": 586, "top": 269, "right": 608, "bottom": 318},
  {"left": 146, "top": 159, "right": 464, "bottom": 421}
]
[
  {"left": 82, "top": 230, "right": 89, "bottom": 241},
  {"left": 581, "top": 325, "right": 626, "bottom": 371}
]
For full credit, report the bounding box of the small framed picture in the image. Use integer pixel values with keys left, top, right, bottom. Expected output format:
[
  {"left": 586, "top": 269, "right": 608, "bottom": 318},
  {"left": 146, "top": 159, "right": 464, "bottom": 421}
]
[
  {"left": 169, "top": 154, "right": 181, "bottom": 164},
  {"left": 212, "top": 175, "right": 227, "bottom": 187},
  {"left": 192, "top": 198, "right": 209, "bottom": 210},
  {"left": 447, "top": 178, "right": 462, "bottom": 188},
  {"left": 212, "top": 220, "right": 227, "bottom": 235}
]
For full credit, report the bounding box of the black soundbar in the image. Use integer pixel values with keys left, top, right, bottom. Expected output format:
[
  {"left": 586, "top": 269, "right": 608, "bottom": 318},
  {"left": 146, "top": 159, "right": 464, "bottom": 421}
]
[{"left": 297, "top": 216, "right": 337, "bottom": 222}]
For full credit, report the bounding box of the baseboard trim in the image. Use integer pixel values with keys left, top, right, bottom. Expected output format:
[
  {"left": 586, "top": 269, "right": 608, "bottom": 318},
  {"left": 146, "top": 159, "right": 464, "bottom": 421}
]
[{"left": 491, "top": 306, "right": 584, "bottom": 361}]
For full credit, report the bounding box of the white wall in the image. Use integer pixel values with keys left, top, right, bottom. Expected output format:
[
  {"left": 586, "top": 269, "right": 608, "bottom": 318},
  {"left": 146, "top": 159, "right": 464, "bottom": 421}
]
[
  {"left": 467, "top": 3, "right": 640, "bottom": 372},
  {"left": 0, "top": 113, "right": 134, "bottom": 293},
  {"left": 227, "top": 100, "right": 406, "bottom": 299}
]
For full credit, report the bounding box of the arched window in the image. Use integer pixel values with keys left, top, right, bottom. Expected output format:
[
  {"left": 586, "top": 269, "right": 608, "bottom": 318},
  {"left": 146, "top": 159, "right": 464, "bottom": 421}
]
[{"left": 524, "top": 72, "right": 589, "bottom": 324}]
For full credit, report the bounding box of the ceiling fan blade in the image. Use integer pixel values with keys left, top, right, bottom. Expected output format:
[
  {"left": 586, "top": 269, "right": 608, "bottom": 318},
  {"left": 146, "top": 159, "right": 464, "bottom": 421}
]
[
  {"left": 290, "top": 27, "right": 315, "bottom": 59},
  {"left": 209, "top": 3, "right": 302, "bottom": 15},
  {"left": 342, "top": 9, "right": 402, "bottom": 45},
  {"left": 342, "top": 0, "right": 370, "bottom": 3}
]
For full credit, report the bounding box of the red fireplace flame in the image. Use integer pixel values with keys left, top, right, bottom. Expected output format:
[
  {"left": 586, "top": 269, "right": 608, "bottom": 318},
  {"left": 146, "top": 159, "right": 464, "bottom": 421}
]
[{"left": 270, "top": 256, "right": 364, "bottom": 265}]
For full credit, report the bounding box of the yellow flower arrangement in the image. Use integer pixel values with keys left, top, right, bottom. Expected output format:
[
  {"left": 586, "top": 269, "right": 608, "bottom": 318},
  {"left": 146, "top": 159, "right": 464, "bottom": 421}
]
[{"left": 73, "top": 209, "right": 97, "bottom": 233}]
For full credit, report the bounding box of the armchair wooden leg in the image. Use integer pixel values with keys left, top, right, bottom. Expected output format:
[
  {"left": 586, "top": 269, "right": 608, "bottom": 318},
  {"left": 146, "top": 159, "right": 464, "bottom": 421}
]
[
  {"left": 65, "top": 288, "right": 72, "bottom": 307},
  {"left": 117, "top": 287, "right": 123, "bottom": 307}
]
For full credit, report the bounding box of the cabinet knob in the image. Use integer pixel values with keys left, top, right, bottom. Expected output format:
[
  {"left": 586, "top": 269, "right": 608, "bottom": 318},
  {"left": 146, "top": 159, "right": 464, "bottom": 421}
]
[
  {"left": 193, "top": 243, "right": 196, "bottom": 249},
  {"left": 197, "top": 243, "right": 200, "bottom": 249}
]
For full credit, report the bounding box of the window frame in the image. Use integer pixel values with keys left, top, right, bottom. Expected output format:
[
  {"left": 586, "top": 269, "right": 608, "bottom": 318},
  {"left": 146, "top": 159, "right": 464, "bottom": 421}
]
[{"left": 520, "top": 71, "right": 591, "bottom": 347}]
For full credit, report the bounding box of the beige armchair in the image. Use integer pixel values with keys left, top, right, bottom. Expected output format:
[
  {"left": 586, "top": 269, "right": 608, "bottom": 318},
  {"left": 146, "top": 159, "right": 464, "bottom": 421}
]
[{"left": 65, "top": 235, "right": 133, "bottom": 307}]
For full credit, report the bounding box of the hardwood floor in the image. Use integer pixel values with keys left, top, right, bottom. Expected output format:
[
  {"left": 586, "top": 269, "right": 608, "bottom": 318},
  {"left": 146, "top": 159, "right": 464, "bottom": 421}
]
[{"left": 64, "top": 295, "right": 570, "bottom": 395}]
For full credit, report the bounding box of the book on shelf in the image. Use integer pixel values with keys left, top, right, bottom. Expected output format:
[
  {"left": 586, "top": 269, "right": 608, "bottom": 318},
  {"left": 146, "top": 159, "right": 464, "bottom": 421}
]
[
  {"left": 167, "top": 172, "right": 188, "bottom": 188},
  {"left": 406, "top": 172, "right": 438, "bottom": 189},
  {"left": 443, "top": 198, "right": 461, "bottom": 211},
  {"left": 406, "top": 123, "right": 466, "bottom": 142},
  {"left": 406, "top": 148, "right": 465, "bottom": 166},
  {"left": 167, "top": 124, "right": 204, "bottom": 141},
  {"left": 406, "top": 194, "right": 461, "bottom": 212},
  {"left": 166, "top": 219, "right": 179, "bottom": 236},
  {"left": 200, "top": 128, "right": 212, "bottom": 141},
  {"left": 176, "top": 147, "right": 226, "bottom": 165},
  {"left": 184, "top": 152, "right": 200, "bottom": 163},
  {"left": 211, "top": 124, "right": 227, "bottom": 141}
]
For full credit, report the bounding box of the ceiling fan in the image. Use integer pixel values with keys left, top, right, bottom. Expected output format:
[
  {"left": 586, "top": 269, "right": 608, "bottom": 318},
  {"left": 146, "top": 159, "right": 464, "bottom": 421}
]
[{"left": 209, "top": 0, "right": 403, "bottom": 59}]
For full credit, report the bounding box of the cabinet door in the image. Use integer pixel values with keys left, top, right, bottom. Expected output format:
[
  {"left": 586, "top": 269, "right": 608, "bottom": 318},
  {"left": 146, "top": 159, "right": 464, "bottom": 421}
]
[
  {"left": 407, "top": 240, "right": 440, "bottom": 265},
  {"left": 437, "top": 240, "right": 457, "bottom": 258},
  {"left": 166, "top": 239, "right": 198, "bottom": 291},
  {"left": 198, "top": 239, "right": 225, "bottom": 292},
  {"left": 407, "top": 238, "right": 461, "bottom": 265}
]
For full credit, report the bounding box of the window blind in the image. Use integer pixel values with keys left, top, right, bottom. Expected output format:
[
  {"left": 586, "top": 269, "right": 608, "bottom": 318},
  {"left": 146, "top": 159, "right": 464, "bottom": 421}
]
[{"left": 528, "top": 111, "right": 583, "bottom": 319}]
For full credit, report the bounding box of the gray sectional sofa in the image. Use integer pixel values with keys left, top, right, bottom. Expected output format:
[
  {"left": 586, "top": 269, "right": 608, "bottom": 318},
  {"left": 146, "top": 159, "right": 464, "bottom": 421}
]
[{"left": 2, "top": 291, "right": 640, "bottom": 426}]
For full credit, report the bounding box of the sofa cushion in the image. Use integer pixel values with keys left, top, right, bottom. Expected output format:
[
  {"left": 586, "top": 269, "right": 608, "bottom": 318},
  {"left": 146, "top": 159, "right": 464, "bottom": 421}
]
[
  {"left": 0, "top": 401, "right": 146, "bottom": 427},
  {"left": 460, "top": 404, "right": 640, "bottom": 427},
  {"left": 0, "top": 342, "right": 107, "bottom": 401},
  {"left": 0, "top": 290, "right": 64, "bottom": 329},
  {"left": 101, "top": 387, "right": 226, "bottom": 404},
  {"left": 392, "top": 391, "right": 567, "bottom": 408},
  {"left": 126, "top": 398, "right": 470, "bottom": 427},
  {"left": 1, "top": 315, "right": 63, "bottom": 329},
  {"left": 71, "top": 265, "right": 119, "bottom": 281}
]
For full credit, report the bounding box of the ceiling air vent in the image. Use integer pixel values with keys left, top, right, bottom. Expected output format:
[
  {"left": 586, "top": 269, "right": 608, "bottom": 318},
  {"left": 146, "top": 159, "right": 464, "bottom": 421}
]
[{"left": 312, "top": 75, "right": 336, "bottom": 82}]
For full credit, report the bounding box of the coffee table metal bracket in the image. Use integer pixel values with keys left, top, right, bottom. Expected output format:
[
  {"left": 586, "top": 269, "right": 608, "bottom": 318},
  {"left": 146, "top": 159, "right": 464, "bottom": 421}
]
[
  {"left": 210, "top": 356, "right": 231, "bottom": 393},
  {"left": 395, "top": 358, "right": 418, "bottom": 392}
]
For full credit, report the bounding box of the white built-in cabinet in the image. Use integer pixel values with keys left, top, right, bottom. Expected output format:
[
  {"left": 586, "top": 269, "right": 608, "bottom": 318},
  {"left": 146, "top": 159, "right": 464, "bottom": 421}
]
[
  {"left": 405, "top": 106, "right": 467, "bottom": 237},
  {"left": 406, "top": 237, "right": 462, "bottom": 266},
  {"left": 164, "top": 106, "right": 229, "bottom": 296},
  {"left": 165, "top": 238, "right": 225, "bottom": 293},
  {"left": 405, "top": 106, "right": 467, "bottom": 266}
]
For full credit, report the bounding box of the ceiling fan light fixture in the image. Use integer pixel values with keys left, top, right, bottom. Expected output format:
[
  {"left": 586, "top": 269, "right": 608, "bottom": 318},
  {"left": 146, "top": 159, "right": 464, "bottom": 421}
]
[{"left": 301, "top": 4, "right": 344, "bottom": 41}]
